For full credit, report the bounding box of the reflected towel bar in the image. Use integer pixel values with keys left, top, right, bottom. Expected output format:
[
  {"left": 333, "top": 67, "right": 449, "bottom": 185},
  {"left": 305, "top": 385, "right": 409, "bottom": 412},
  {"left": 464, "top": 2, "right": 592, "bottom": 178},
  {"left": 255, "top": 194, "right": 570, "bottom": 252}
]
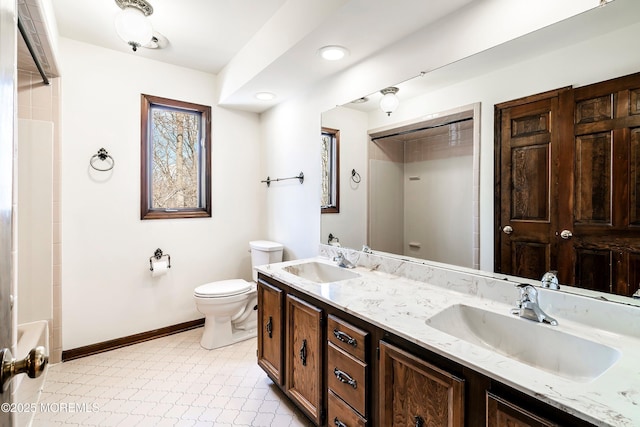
[{"left": 261, "top": 172, "right": 304, "bottom": 187}]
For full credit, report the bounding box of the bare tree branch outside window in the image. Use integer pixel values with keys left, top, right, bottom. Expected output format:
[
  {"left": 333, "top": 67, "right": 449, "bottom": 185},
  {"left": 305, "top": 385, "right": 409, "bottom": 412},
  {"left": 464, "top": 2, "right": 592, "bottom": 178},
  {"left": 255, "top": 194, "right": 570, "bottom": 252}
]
[
  {"left": 141, "top": 95, "right": 211, "bottom": 219},
  {"left": 321, "top": 127, "right": 340, "bottom": 214}
]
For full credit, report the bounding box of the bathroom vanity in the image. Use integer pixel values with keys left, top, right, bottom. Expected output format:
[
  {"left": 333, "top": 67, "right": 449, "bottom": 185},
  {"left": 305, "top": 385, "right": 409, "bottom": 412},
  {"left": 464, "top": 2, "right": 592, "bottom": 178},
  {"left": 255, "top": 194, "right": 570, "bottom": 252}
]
[{"left": 255, "top": 248, "right": 640, "bottom": 427}]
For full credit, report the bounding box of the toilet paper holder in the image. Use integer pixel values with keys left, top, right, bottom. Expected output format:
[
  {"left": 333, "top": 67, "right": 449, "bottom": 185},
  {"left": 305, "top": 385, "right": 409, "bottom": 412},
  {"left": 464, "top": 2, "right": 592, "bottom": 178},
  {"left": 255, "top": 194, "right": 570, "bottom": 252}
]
[{"left": 149, "top": 248, "right": 171, "bottom": 271}]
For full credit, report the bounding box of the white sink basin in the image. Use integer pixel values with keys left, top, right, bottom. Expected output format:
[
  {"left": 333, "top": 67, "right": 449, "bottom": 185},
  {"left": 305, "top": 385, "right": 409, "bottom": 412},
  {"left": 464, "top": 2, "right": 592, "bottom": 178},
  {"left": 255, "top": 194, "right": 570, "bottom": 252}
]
[
  {"left": 283, "top": 261, "right": 360, "bottom": 283},
  {"left": 426, "top": 304, "right": 621, "bottom": 382}
]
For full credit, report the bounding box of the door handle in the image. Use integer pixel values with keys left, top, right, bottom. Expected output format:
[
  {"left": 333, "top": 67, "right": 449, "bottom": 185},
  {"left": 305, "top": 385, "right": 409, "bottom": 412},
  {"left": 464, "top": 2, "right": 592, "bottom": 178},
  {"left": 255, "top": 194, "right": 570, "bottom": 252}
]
[
  {"left": 502, "top": 225, "right": 513, "bottom": 235},
  {"left": 559, "top": 229, "right": 573, "bottom": 240},
  {"left": 0, "top": 346, "right": 48, "bottom": 393}
]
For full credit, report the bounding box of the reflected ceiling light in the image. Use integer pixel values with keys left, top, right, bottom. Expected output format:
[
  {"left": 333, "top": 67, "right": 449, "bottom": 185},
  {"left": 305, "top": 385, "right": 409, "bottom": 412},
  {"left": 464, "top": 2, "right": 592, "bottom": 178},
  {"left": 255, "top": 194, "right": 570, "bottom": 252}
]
[
  {"left": 114, "top": 0, "right": 154, "bottom": 52},
  {"left": 379, "top": 87, "right": 399, "bottom": 116},
  {"left": 255, "top": 92, "right": 276, "bottom": 101},
  {"left": 318, "top": 45, "right": 349, "bottom": 61}
]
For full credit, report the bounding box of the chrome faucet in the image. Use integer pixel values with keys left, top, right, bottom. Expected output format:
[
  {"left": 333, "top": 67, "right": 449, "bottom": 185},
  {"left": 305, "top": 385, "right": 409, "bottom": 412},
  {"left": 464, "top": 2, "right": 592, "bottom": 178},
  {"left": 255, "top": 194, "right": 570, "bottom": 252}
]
[
  {"left": 511, "top": 284, "right": 558, "bottom": 326},
  {"left": 541, "top": 270, "right": 560, "bottom": 289},
  {"left": 334, "top": 252, "right": 355, "bottom": 269}
]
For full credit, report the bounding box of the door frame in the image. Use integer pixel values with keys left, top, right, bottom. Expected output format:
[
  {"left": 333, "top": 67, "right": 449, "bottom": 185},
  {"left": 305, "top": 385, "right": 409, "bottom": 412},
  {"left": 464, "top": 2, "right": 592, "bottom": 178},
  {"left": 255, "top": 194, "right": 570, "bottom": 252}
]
[{"left": 0, "top": 0, "right": 17, "bottom": 423}]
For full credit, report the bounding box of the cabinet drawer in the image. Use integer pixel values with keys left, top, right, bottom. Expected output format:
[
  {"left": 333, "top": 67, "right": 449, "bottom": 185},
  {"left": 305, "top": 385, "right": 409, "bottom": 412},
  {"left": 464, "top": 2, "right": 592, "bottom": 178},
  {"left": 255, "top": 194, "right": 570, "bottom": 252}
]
[
  {"left": 328, "top": 390, "right": 367, "bottom": 427},
  {"left": 328, "top": 342, "right": 367, "bottom": 416},
  {"left": 328, "top": 314, "right": 368, "bottom": 361}
]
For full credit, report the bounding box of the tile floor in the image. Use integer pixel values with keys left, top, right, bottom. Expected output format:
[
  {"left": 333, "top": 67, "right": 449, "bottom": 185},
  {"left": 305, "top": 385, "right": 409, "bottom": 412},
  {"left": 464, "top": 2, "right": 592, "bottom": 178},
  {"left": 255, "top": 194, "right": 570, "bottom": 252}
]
[{"left": 33, "top": 328, "right": 313, "bottom": 426}]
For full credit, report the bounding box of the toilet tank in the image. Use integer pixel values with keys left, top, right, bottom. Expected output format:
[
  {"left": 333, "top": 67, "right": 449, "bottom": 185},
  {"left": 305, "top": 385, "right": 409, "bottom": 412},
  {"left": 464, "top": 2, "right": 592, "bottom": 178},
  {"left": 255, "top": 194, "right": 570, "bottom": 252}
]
[{"left": 250, "top": 240, "right": 284, "bottom": 281}]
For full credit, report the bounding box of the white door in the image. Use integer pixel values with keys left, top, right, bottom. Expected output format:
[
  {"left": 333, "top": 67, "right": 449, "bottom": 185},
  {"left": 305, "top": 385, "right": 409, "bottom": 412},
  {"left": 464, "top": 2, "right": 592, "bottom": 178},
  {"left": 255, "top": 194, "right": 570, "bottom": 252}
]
[{"left": 0, "top": 0, "right": 18, "bottom": 425}]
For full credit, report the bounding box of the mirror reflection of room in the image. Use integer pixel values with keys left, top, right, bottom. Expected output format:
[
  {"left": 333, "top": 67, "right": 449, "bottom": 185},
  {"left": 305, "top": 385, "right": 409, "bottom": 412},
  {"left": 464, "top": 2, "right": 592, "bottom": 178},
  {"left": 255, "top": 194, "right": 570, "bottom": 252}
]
[
  {"left": 321, "top": 0, "right": 640, "bottom": 299},
  {"left": 368, "top": 114, "right": 475, "bottom": 268}
]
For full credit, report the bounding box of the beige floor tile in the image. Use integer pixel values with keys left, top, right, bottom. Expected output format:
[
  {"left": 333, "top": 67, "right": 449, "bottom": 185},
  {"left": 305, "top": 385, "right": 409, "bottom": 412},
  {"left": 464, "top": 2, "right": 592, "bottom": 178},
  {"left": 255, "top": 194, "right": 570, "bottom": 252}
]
[{"left": 33, "top": 329, "right": 313, "bottom": 426}]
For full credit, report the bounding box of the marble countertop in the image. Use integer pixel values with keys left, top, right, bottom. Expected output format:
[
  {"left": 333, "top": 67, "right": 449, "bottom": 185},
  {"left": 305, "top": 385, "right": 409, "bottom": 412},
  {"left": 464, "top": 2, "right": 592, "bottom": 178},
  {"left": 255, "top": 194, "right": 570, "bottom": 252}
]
[{"left": 255, "top": 254, "right": 640, "bottom": 427}]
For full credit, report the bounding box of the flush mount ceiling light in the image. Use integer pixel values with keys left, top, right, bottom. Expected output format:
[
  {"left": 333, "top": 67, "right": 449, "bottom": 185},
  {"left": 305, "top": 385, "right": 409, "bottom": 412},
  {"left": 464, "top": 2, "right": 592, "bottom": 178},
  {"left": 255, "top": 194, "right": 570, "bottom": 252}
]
[
  {"left": 255, "top": 92, "right": 276, "bottom": 101},
  {"left": 379, "top": 87, "right": 399, "bottom": 116},
  {"left": 114, "top": 0, "right": 154, "bottom": 52},
  {"left": 318, "top": 45, "right": 349, "bottom": 61}
]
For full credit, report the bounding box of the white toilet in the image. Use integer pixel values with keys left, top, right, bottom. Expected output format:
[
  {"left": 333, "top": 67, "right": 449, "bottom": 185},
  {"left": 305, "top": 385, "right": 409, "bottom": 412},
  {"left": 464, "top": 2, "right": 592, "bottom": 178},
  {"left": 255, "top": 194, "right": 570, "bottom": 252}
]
[{"left": 194, "top": 240, "right": 284, "bottom": 349}]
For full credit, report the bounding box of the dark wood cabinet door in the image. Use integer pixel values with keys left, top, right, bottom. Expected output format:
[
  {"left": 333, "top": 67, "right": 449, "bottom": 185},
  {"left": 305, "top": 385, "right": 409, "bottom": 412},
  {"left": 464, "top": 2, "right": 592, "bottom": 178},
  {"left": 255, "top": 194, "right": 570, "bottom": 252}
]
[
  {"left": 379, "top": 341, "right": 464, "bottom": 427},
  {"left": 286, "top": 294, "right": 323, "bottom": 425},
  {"left": 487, "top": 393, "right": 559, "bottom": 427},
  {"left": 495, "top": 91, "right": 564, "bottom": 280},
  {"left": 257, "top": 280, "right": 284, "bottom": 385}
]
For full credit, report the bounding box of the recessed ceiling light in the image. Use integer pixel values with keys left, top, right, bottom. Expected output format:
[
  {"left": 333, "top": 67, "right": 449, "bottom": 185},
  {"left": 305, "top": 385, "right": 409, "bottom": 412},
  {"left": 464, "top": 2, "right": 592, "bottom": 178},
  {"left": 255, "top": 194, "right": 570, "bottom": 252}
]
[
  {"left": 255, "top": 92, "right": 276, "bottom": 101},
  {"left": 318, "top": 45, "right": 349, "bottom": 61}
]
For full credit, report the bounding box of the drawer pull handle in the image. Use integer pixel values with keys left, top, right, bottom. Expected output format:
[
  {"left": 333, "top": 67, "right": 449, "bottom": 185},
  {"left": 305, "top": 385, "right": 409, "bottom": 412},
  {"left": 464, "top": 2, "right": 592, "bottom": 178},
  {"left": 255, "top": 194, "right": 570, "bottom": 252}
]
[
  {"left": 415, "top": 415, "right": 424, "bottom": 427},
  {"left": 299, "top": 339, "right": 307, "bottom": 366},
  {"left": 266, "top": 316, "right": 273, "bottom": 338},
  {"left": 333, "top": 367, "right": 357, "bottom": 389},
  {"left": 333, "top": 329, "right": 357, "bottom": 347},
  {"left": 334, "top": 418, "right": 347, "bottom": 427}
]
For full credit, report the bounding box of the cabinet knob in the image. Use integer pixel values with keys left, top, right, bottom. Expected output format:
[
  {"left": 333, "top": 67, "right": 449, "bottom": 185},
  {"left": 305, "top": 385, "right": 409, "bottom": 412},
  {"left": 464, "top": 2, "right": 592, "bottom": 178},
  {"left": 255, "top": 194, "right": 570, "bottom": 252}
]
[
  {"left": 502, "top": 225, "right": 513, "bottom": 235},
  {"left": 414, "top": 415, "right": 424, "bottom": 427}
]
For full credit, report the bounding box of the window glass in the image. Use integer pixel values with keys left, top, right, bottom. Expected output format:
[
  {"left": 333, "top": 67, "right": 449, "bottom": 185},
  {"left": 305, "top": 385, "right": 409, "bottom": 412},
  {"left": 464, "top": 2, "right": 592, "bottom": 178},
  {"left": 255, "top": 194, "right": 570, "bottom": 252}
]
[
  {"left": 141, "top": 94, "right": 211, "bottom": 219},
  {"left": 321, "top": 127, "right": 339, "bottom": 213}
]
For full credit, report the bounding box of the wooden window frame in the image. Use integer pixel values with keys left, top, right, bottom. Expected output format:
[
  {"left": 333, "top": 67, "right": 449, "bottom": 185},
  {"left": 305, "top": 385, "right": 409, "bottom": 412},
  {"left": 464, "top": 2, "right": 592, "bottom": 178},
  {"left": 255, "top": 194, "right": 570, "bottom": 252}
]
[
  {"left": 140, "top": 94, "right": 211, "bottom": 220},
  {"left": 321, "top": 127, "right": 340, "bottom": 214}
]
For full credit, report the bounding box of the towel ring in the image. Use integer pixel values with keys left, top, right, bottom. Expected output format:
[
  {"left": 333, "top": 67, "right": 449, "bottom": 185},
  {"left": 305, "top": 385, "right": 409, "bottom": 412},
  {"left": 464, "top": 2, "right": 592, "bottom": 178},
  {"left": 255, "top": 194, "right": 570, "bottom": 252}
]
[
  {"left": 90, "top": 148, "right": 115, "bottom": 172},
  {"left": 351, "top": 169, "right": 361, "bottom": 183}
]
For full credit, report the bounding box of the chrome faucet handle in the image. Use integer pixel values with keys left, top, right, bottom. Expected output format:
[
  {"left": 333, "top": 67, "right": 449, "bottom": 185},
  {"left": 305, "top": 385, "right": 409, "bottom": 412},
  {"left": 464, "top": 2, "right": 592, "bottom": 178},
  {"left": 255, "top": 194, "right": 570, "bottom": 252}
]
[{"left": 515, "top": 283, "right": 536, "bottom": 302}]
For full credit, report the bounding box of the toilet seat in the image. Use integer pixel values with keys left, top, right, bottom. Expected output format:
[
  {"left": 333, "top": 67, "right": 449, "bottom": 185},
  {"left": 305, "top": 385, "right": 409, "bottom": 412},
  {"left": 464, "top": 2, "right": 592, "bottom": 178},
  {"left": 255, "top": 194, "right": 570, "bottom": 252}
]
[{"left": 194, "top": 279, "right": 252, "bottom": 298}]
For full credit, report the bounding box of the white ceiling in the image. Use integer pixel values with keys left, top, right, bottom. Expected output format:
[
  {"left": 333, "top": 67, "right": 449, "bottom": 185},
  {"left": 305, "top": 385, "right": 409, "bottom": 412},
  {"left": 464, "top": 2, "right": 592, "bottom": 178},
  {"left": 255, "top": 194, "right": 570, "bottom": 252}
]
[{"left": 48, "top": 0, "right": 476, "bottom": 112}]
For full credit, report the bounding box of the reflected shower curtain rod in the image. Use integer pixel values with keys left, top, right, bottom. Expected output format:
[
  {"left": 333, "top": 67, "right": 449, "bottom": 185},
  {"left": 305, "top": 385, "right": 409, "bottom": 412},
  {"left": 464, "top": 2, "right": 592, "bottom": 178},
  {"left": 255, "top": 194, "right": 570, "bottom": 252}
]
[
  {"left": 17, "top": 17, "right": 50, "bottom": 86},
  {"left": 370, "top": 117, "right": 472, "bottom": 142}
]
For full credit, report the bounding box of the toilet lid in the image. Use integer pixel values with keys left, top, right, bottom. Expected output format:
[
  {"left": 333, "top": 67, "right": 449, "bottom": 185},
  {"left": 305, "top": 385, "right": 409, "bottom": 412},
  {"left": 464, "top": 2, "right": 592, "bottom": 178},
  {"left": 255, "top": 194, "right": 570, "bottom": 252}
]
[{"left": 194, "top": 279, "right": 252, "bottom": 298}]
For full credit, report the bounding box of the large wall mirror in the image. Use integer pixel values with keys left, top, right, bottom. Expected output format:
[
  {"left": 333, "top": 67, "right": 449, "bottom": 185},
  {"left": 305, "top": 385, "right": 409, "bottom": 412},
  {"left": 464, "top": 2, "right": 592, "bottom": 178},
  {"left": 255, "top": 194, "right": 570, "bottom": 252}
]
[{"left": 320, "top": 0, "right": 640, "bottom": 306}]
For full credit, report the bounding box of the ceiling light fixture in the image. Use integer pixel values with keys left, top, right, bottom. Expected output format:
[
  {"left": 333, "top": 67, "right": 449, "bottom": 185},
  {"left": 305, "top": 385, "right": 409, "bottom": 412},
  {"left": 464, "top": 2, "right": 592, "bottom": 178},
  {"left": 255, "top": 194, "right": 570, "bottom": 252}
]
[
  {"left": 255, "top": 92, "right": 276, "bottom": 101},
  {"left": 114, "top": 0, "right": 154, "bottom": 52},
  {"left": 379, "top": 87, "right": 399, "bottom": 116},
  {"left": 318, "top": 45, "right": 349, "bottom": 61}
]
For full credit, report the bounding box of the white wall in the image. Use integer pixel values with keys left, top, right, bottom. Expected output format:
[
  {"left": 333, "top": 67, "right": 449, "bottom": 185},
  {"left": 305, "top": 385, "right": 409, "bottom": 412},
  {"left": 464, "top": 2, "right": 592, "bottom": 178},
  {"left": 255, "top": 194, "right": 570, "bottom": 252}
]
[
  {"left": 320, "top": 107, "right": 368, "bottom": 250},
  {"left": 60, "top": 39, "right": 264, "bottom": 349},
  {"left": 404, "top": 156, "right": 473, "bottom": 266},
  {"left": 369, "top": 159, "right": 403, "bottom": 254},
  {"left": 261, "top": 8, "right": 640, "bottom": 271}
]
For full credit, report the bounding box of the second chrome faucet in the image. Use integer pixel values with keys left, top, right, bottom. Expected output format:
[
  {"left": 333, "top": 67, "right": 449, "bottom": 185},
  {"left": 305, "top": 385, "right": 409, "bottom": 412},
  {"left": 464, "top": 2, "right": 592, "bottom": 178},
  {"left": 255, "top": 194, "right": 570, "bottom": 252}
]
[{"left": 333, "top": 252, "right": 355, "bottom": 269}]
